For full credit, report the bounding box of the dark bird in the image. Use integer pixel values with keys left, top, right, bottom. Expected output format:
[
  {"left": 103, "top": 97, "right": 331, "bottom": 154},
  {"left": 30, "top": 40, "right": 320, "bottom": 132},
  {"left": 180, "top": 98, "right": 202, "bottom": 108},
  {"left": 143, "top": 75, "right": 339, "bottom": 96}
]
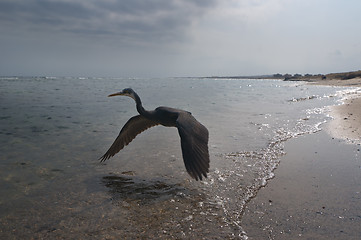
[{"left": 100, "top": 88, "right": 209, "bottom": 180}]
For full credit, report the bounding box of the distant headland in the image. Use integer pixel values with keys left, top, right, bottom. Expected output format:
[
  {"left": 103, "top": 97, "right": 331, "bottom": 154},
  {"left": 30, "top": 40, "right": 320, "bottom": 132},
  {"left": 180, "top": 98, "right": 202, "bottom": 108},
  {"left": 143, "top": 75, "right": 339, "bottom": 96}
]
[{"left": 206, "top": 70, "right": 361, "bottom": 82}]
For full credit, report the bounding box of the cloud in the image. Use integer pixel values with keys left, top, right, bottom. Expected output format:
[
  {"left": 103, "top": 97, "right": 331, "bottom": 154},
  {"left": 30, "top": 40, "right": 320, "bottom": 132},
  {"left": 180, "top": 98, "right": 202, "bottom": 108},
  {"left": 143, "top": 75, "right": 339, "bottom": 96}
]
[
  {"left": 2, "top": 0, "right": 360, "bottom": 77},
  {"left": 0, "top": 0, "right": 218, "bottom": 45},
  {"left": 0, "top": 0, "right": 287, "bottom": 48},
  {"left": 209, "top": 0, "right": 284, "bottom": 23}
]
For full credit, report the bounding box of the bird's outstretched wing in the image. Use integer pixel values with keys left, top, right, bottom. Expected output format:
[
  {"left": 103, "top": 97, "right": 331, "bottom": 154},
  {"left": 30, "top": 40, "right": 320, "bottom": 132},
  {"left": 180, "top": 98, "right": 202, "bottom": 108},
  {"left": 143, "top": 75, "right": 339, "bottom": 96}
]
[
  {"left": 176, "top": 112, "right": 209, "bottom": 181},
  {"left": 100, "top": 115, "right": 159, "bottom": 162}
]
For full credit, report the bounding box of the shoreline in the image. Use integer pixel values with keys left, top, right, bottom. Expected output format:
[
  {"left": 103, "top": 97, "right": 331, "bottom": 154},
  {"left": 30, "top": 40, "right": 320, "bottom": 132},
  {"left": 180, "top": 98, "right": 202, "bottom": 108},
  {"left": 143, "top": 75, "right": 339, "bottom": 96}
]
[
  {"left": 241, "top": 78, "right": 361, "bottom": 239},
  {"left": 327, "top": 97, "right": 361, "bottom": 144},
  {"left": 306, "top": 77, "right": 361, "bottom": 144},
  {"left": 241, "top": 131, "right": 361, "bottom": 239},
  {"left": 305, "top": 77, "right": 361, "bottom": 87}
]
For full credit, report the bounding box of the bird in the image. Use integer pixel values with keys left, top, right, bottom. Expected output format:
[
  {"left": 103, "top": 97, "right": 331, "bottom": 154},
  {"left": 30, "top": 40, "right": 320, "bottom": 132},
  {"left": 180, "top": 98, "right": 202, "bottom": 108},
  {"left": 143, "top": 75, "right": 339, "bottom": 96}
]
[{"left": 99, "top": 88, "right": 210, "bottom": 181}]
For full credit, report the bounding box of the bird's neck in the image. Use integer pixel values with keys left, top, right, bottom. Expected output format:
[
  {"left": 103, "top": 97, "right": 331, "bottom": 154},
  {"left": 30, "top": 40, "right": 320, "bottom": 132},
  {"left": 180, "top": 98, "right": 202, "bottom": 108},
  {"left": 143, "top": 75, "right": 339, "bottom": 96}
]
[{"left": 134, "top": 93, "right": 152, "bottom": 118}]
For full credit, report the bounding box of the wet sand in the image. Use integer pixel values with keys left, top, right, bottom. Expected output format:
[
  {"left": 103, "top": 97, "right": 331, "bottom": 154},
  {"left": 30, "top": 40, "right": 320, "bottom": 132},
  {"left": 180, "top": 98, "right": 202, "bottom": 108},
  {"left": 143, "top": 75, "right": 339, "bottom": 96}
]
[{"left": 242, "top": 78, "right": 361, "bottom": 239}]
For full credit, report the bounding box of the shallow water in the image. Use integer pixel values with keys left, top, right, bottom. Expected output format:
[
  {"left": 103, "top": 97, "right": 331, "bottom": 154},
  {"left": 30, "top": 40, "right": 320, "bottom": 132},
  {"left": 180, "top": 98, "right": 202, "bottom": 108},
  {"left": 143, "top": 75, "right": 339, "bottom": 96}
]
[{"left": 0, "top": 76, "right": 344, "bottom": 238}]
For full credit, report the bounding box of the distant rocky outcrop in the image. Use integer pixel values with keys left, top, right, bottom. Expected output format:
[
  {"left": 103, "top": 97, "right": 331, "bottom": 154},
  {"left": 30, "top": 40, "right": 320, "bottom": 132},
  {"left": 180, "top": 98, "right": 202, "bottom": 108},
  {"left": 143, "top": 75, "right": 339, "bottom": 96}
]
[{"left": 280, "top": 70, "right": 361, "bottom": 82}]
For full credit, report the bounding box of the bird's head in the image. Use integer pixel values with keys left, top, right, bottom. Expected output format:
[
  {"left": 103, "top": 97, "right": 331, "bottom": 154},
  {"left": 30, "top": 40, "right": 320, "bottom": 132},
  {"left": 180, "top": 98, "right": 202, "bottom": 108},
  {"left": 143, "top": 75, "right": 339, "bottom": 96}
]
[{"left": 108, "top": 88, "right": 136, "bottom": 100}]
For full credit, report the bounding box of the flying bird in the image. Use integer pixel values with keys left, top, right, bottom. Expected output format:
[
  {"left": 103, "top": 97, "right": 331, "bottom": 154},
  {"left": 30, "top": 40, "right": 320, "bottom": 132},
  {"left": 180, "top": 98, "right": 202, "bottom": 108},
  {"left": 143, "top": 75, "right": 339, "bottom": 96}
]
[{"left": 100, "top": 88, "right": 209, "bottom": 180}]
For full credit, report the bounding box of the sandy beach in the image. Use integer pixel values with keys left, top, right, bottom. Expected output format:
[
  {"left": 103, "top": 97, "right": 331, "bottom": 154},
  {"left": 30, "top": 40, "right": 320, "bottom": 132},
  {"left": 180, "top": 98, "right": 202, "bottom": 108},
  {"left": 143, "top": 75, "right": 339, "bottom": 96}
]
[
  {"left": 306, "top": 77, "right": 361, "bottom": 87},
  {"left": 310, "top": 77, "right": 361, "bottom": 86},
  {"left": 313, "top": 77, "right": 361, "bottom": 144},
  {"left": 242, "top": 78, "right": 361, "bottom": 239},
  {"left": 327, "top": 97, "right": 361, "bottom": 144}
]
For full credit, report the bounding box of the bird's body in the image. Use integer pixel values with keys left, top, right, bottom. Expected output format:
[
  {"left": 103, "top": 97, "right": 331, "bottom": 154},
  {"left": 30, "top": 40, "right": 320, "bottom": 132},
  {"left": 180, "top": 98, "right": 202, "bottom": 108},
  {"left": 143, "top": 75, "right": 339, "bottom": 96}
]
[{"left": 100, "top": 88, "right": 209, "bottom": 181}]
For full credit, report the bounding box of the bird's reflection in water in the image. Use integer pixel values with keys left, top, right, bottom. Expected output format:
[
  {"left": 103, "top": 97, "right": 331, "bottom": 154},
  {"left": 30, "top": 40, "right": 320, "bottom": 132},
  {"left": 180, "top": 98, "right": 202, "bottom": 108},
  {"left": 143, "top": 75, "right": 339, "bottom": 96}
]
[{"left": 102, "top": 175, "right": 199, "bottom": 205}]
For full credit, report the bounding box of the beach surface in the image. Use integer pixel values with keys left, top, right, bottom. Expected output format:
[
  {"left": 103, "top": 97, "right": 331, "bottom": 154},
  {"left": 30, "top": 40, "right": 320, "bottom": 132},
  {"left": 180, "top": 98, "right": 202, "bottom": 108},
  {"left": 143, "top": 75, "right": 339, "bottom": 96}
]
[
  {"left": 242, "top": 78, "right": 361, "bottom": 239},
  {"left": 306, "top": 77, "right": 361, "bottom": 87},
  {"left": 308, "top": 76, "right": 361, "bottom": 145},
  {"left": 327, "top": 97, "right": 361, "bottom": 144}
]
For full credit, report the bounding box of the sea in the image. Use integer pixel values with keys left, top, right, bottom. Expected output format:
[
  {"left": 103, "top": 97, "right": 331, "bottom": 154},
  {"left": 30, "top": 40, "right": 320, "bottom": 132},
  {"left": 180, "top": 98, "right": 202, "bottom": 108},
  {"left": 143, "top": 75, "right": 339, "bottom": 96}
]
[{"left": 0, "top": 76, "right": 353, "bottom": 239}]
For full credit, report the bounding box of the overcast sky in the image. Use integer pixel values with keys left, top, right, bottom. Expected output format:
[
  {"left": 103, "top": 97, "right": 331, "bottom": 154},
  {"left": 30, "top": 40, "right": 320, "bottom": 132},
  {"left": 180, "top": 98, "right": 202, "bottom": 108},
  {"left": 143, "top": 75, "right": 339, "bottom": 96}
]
[{"left": 1, "top": 0, "right": 360, "bottom": 77}]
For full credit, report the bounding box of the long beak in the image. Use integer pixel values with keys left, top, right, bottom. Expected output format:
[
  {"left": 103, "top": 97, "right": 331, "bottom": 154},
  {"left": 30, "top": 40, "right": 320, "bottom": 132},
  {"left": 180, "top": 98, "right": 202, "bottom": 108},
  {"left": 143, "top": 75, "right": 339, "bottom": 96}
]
[{"left": 108, "top": 92, "right": 124, "bottom": 97}]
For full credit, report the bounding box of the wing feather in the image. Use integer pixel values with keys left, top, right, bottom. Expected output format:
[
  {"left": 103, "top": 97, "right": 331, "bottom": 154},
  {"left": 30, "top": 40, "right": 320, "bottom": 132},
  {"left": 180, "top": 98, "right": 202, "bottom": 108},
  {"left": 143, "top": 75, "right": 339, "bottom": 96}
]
[
  {"left": 176, "top": 112, "right": 209, "bottom": 180},
  {"left": 100, "top": 115, "right": 159, "bottom": 162}
]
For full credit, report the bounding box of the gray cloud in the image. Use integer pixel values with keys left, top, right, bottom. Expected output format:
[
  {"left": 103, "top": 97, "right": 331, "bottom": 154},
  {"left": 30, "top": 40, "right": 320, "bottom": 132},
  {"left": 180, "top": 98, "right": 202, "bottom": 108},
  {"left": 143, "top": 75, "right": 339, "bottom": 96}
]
[
  {"left": 0, "top": 0, "right": 217, "bottom": 44},
  {"left": 2, "top": 0, "right": 360, "bottom": 77}
]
